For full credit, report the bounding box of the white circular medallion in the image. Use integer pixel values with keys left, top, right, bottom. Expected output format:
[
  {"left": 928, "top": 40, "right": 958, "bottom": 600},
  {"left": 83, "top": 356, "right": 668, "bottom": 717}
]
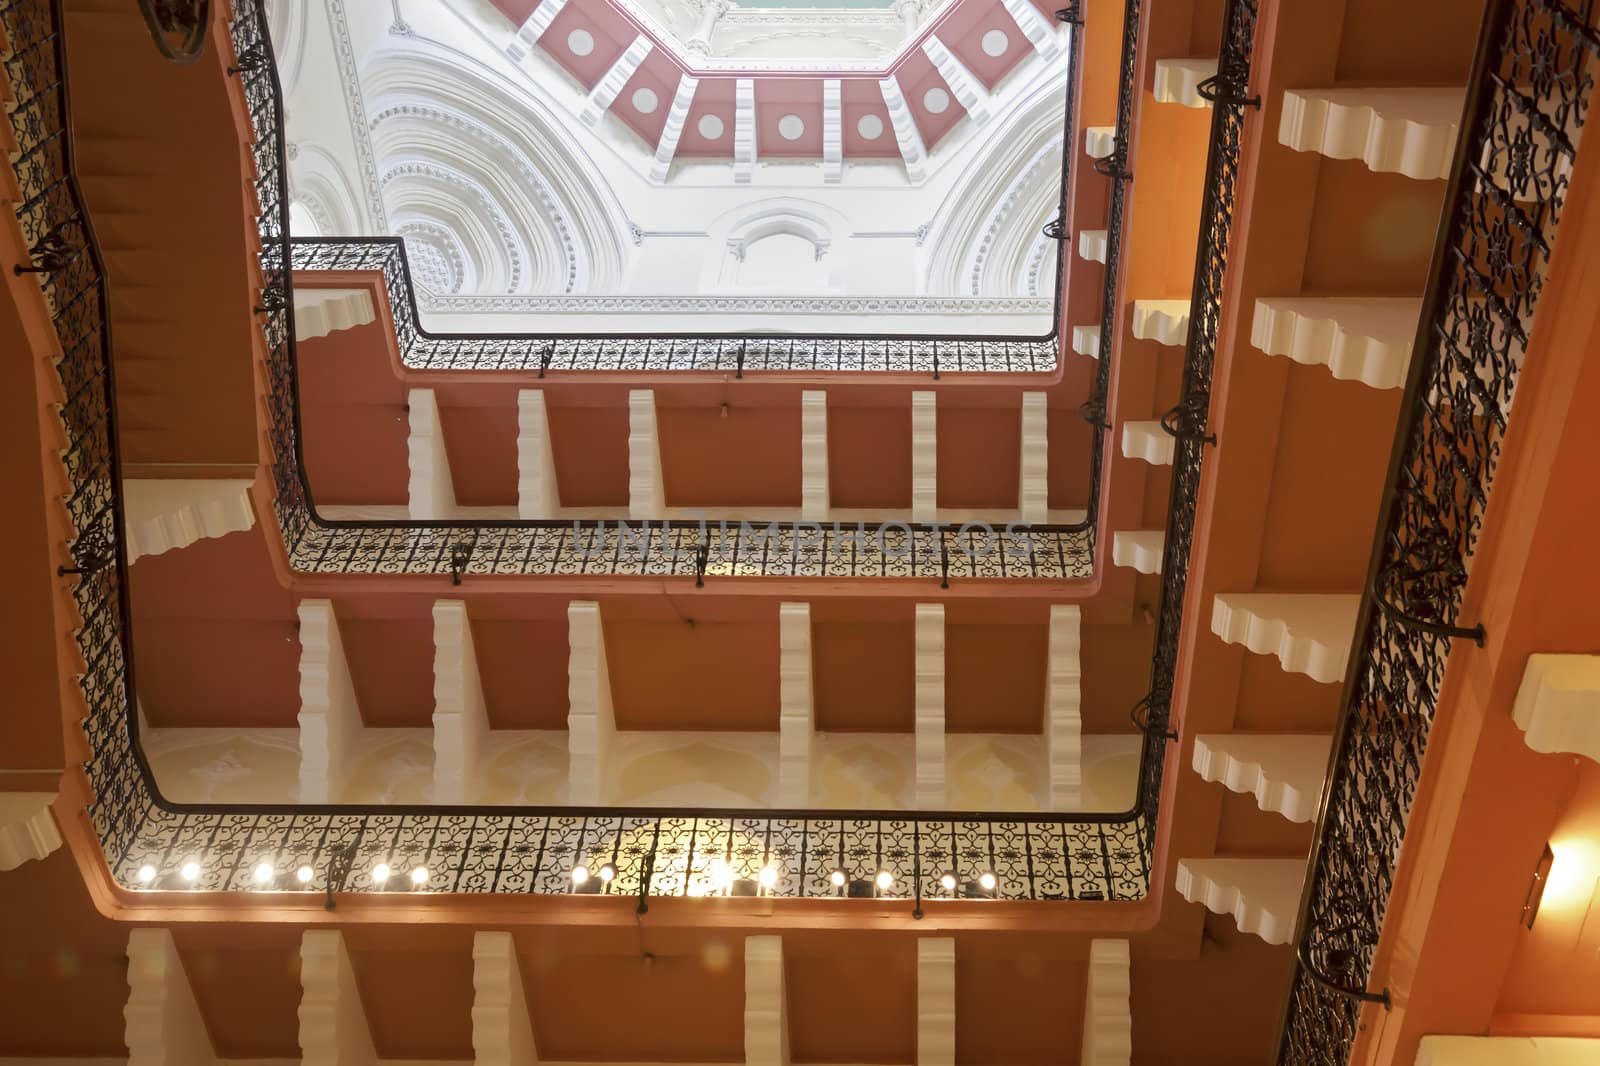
[
  {"left": 856, "top": 113, "right": 885, "bottom": 140},
  {"left": 923, "top": 87, "right": 950, "bottom": 114},
  {"left": 778, "top": 114, "right": 805, "bottom": 140},
  {"left": 631, "top": 87, "right": 659, "bottom": 114},
  {"left": 981, "top": 28, "right": 1010, "bottom": 56},
  {"left": 566, "top": 28, "right": 594, "bottom": 56},
  {"left": 698, "top": 113, "right": 726, "bottom": 140}
]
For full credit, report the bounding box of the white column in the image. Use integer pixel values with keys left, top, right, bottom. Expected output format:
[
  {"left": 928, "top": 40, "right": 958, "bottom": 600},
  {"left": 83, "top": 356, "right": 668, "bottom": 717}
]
[
  {"left": 1018, "top": 391, "right": 1048, "bottom": 525},
  {"left": 433, "top": 601, "right": 490, "bottom": 806},
  {"left": 123, "top": 479, "right": 255, "bottom": 563},
  {"left": 293, "top": 287, "right": 375, "bottom": 342},
  {"left": 1513, "top": 654, "right": 1600, "bottom": 763},
  {"left": 778, "top": 603, "right": 814, "bottom": 808},
  {"left": 472, "top": 931, "right": 540, "bottom": 1065},
  {"left": 126, "top": 929, "right": 217, "bottom": 1066},
  {"left": 879, "top": 75, "right": 927, "bottom": 183},
  {"left": 1280, "top": 87, "right": 1465, "bottom": 181},
  {"left": 408, "top": 388, "right": 456, "bottom": 520},
  {"left": 650, "top": 74, "right": 700, "bottom": 182},
  {"left": 517, "top": 390, "right": 559, "bottom": 519},
  {"left": 1046, "top": 605, "right": 1083, "bottom": 810},
  {"left": 822, "top": 79, "right": 843, "bottom": 183},
  {"left": 744, "top": 936, "right": 790, "bottom": 1066},
  {"left": 1192, "top": 734, "right": 1332, "bottom": 823},
  {"left": 1174, "top": 858, "right": 1306, "bottom": 945},
  {"left": 1000, "top": 0, "right": 1062, "bottom": 58},
  {"left": 628, "top": 389, "right": 665, "bottom": 519},
  {"left": 299, "top": 930, "right": 377, "bottom": 1066},
  {"left": 1081, "top": 939, "right": 1132, "bottom": 1066},
  {"left": 921, "top": 36, "right": 990, "bottom": 125},
  {"left": 297, "top": 600, "right": 361, "bottom": 805},
  {"left": 567, "top": 601, "right": 615, "bottom": 806},
  {"left": 581, "top": 35, "right": 654, "bottom": 128},
  {"left": 911, "top": 391, "right": 937, "bottom": 525},
  {"left": 734, "top": 78, "right": 758, "bottom": 183},
  {"left": 1210, "top": 593, "right": 1361, "bottom": 684},
  {"left": 915, "top": 604, "right": 946, "bottom": 808},
  {"left": 800, "top": 390, "right": 829, "bottom": 522},
  {"left": 0, "top": 792, "right": 61, "bottom": 871},
  {"left": 1418, "top": 1036, "right": 1600, "bottom": 1066},
  {"left": 505, "top": 0, "right": 569, "bottom": 61},
  {"left": 917, "top": 938, "right": 956, "bottom": 1066}
]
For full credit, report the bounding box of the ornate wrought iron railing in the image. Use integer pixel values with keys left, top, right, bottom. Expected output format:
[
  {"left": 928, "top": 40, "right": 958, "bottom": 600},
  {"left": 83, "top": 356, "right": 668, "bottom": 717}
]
[
  {"left": 1275, "top": 0, "right": 1597, "bottom": 1060},
  {"left": 0, "top": 0, "right": 1170, "bottom": 902},
  {"left": 137, "top": 0, "right": 209, "bottom": 64}
]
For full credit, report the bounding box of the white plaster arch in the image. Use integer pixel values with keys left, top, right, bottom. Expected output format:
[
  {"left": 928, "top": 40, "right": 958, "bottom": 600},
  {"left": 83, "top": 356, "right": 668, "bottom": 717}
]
[
  {"left": 704, "top": 198, "right": 850, "bottom": 294},
  {"left": 378, "top": 159, "right": 529, "bottom": 293},
  {"left": 264, "top": 0, "right": 309, "bottom": 96},
  {"left": 288, "top": 144, "right": 366, "bottom": 238}
]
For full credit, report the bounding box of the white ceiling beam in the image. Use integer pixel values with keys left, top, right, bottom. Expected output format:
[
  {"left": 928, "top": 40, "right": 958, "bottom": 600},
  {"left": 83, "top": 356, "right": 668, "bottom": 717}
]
[
  {"left": 433, "top": 600, "right": 490, "bottom": 805},
  {"left": 567, "top": 601, "right": 615, "bottom": 806},
  {"left": 472, "top": 931, "right": 540, "bottom": 1065},
  {"left": 650, "top": 74, "right": 700, "bottom": 183},
  {"left": 293, "top": 287, "right": 375, "bottom": 342},
  {"left": 910, "top": 390, "right": 937, "bottom": 524},
  {"left": 744, "top": 935, "right": 790, "bottom": 1066},
  {"left": 1018, "top": 391, "right": 1048, "bottom": 525},
  {"left": 878, "top": 75, "right": 927, "bottom": 182},
  {"left": 1192, "top": 734, "right": 1332, "bottom": 823},
  {"left": 627, "top": 389, "right": 665, "bottom": 519},
  {"left": 778, "top": 603, "right": 814, "bottom": 808},
  {"left": 0, "top": 793, "right": 61, "bottom": 871},
  {"left": 408, "top": 387, "right": 456, "bottom": 520},
  {"left": 800, "top": 390, "right": 829, "bottom": 521},
  {"left": 517, "top": 389, "right": 559, "bottom": 519},
  {"left": 1112, "top": 530, "right": 1165, "bottom": 574},
  {"left": 1046, "top": 604, "right": 1083, "bottom": 810},
  {"left": 1251, "top": 296, "right": 1421, "bottom": 391},
  {"left": 734, "top": 78, "right": 758, "bottom": 183},
  {"left": 1513, "top": 654, "right": 1600, "bottom": 763},
  {"left": 1418, "top": 1036, "right": 1600, "bottom": 1066},
  {"left": 822, "top": 79, "right": 843, "bottom": 183},
  {"left": 1174, "top": 858, "right": 1306, "bottom": 945},
  {"left": 1081, "top": 939, "right": 1132, "bottom": 1066},
  {"left": 122, "top": 479, "right": 255, "bottom": 563},
  {"left": 920, "top": 36, "right": 991, "bottom": 125},
  {"left": 300, "top": 930, "right": 378, "bottom": 1066},
  {"left": 126, "top": 928, "right": 217, "bottom": 1066},
  {"left": 917, "top": 938, "right": 956, "bottom": 1066},
  {"left": 915, "top": 604, "right": 946, "bottom": 809},
  {"left": 505, "top": 0, "right": 569, "bottom": 61},
  {"left": 1210, "top": 593, "right": 1361, "bottom": 685},
  {"left": 297, "top": 599, "right": 361, "bottom": 805},
  {"left": 581, "top": 36, "right": 654, "bottom": 129},
  {"left": 1000, "top": 0, "right": 1063, "bottom": 59}
]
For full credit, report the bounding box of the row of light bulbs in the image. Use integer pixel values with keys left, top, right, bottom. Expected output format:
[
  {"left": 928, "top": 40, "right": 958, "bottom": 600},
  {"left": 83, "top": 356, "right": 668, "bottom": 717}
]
[
  {"left": 569, "top": 860, "right": 1001, "bottom": 895},
  {"left": 135, "top": 860, "right": 432, "bottom": 888}
]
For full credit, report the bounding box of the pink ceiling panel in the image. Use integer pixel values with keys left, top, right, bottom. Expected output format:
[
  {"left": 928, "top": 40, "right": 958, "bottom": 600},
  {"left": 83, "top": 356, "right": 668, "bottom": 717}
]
[
  {"left": 488, "top": 0, "right": 539, "bottom": 26},
  {"left": 677, "top": 77, "right": 736, "bottom": 158},
  {"left": 891, "top": 51, "right": 965, "bottom": 149},
  {"left": 611, "top": 50, "right": 681, "bottom": 147},
  {"left": 940, "top": 0, "right": 1033, "bottom": 89},
  {"left": 754, "top": 80, "right": 824, "bottom": 158},
  {"left": 540, "top": 2, "right": 629, "bottom": 89},
  {"left": 840, "top": 78, "right": 900, "bottom": 158}
]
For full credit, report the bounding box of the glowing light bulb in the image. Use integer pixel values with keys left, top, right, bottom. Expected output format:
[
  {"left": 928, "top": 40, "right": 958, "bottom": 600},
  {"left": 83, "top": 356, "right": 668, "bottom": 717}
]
[
  {"left": 829, "top": 869, "right": 847, "bottom": 888},
  {"left": 875, "top": 870, "right": 893, "bottom": 890},
  {"left": 598, "top": 864, "right": 616, "bottom": 883},
  {"left": 572, "top": 865, "right": 590, "bottom": 885},
  {"left": 759, "top": 866, "right": 779, "bottom": 888},
  {"left": 410, "top": 866, "right": 429, "bottom": 886},
  {"left": 939, "top": 873, "right": 957, "bottom": 891},
  {"left": 137, "top": 865, "right": 158, "bottom": 884},
  {"left": 179, "top": 861, "right": 201, "bottom": 882},
  {"left": 979, "top": 871, "right": 997, "bottom": 892},
  {"left": 709, "top": 858, "right": 734, "bottom": 888},
  {"left": 253, "top": 862, "right": 274, "bottom": 885},
  {"left": 371, "top": 863, "right": 391, "bottom": 884},
  {"left": 295, "top": 865, "right": 314, "bottom": 884}
]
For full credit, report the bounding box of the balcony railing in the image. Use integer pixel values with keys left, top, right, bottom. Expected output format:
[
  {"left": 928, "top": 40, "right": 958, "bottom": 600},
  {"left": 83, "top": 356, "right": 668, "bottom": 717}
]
[{"left": 1274, "top": 0, "right": 1598, "bottom": 1061}]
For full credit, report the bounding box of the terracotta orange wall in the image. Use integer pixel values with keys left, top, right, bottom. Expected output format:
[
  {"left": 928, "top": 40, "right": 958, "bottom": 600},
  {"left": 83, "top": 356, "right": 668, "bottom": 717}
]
[
  {"left": 829, "top": 402, "right": 913, "bottom": 509},
  {"left": 814, "top": 618, "right": 916, "bottom": 732},
  {"left": 946, "top": 623, "right": 1048, "bottom": 732},
  {"left": 605, "top": 618, "right": 781, "bottom": 730},
  {"left": 548, "top": 403, "right": 631, "bottom": 507},
  {"left": 472, "top": 617, "right": 571, "bottom": 729},
  {"left": 658, "top": 404, "right": 803, "bottom": 509},
  {"left": 937, "top": 407, "right": 1022, "bottom": 509}
]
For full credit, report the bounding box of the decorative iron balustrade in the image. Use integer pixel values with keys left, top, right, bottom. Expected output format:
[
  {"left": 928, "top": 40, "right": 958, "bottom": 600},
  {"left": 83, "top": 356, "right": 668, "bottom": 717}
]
[
  {"left": 1275, "top": 0, "right": 1597, "bottom": 1061},
  {"left": 137, "top": 0, "right": 209, "bottom": 64},
  {"left": 0, "top": 0, "right": 1175, "bottom": 902}
]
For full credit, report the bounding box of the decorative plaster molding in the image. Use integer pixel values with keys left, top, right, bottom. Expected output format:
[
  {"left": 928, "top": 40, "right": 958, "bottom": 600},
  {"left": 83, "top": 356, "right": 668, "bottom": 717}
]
[
  {"left": 1078, "top": 228, "right": 1108, "bottom": 263},
  {"left": 1191, "top": 734, "right": 1332, "bottom": 823},
  {"left": 745, "top": 936, "right": 790, "bottom": 1066},
  {"left": 1152, "top": 58, "right": 1219, "bottom": 108},
  {"left": 1071, "top": 324, "right": 1101, "bottom": 358},
  {"left": 963, "top": 128, "right": 1064, "bottom": 296},
  {"left": 651, "top": 74, "right": 700, "bottom": 182},
  {"left": 407, "top": 387, "right": 456, "bottom": 519},
  {"left": 432, "top": 601, "right": 489, "bottom": 805},
  {"left": 628, "top": 389, "right": 666, "bottom": 519},
  {"left": 472, "top": 931, "right": 540, "bottom": 1065},
  {"left": 122, "top": 479, "right": 255, "bottom": 563},
  {"left": 419, "top": 290, "right": 1053, "bottom": 315},
  {"left": 915, "top": 604, "right": 946, "bottom": 809},
  {"left": 293, "top": 286, "right": 375, "bottom": 340},
  {"left": 0, "top": 793, "right": 61, "bottom": 872},
  {"left": 1111, "top": 530, "right": 1164, "bottom": 574},
  {"left": 1119, "top": 421, "right": 1175, "bottom": 466},
  {"left": 879, "top": 74, "right": 928, "bottom": 182},
  {"left": 506, "top": 0, "right": 569, "bottom": 61},
  {"left": 581, "top": 35, "right": 654, "bottom": 128},
  {"left": 567, "top": 601, "right": 615, "bottom": 806},
  {"left": 800, "top": 391, "right": 829, "bottom": 521},
  {"left": 910, "top": 391, "right": 938, "bottom": 524},
  {"left": 734, "top": 78, "right": 758, "bottom": 182},
  {"left": 918, "top": 938, "right": 957, "bottom": 1066},
  {"left": 1279, "top": 87, "right": 1464, "bottom": 181},
  {"left": 1131, "top": 299, "right": 1191, "bottom": 346},
  {"left": 1018, "top": 392, "right": 1048, "bottom": 525},
  {"left": 1046, "top": 605, "right": 1083, "bottom": 810},
  {"left": 126, "top": 928, "right": 217, "bottom": 1066},
  {"left": 1250, "top": 296, "right": 1421, "bottom": 389},
  {"left": 1512, "top": 654, "right": 1600, "bottom": 763},
  {"left": 1210, "top": 593, "right": 1362, "bottom": 684},
  {"left": 922, "top": 35, "right": 990, "bottom": 125},
  {"left": 297, "top": 600, "right": 362, "bottom": 805},
  {"left": 517, "top": 390, "right": 559, "bottom": 518},
  {"left": 1081, "top": 939, "right": 1132, "bottom": 1066},
  {"left": 778, "top": 604, "right": 815, "bottom": 808},
  {"left": 377, "top": 156, "right": 528, "bottom": 294},
  {"left": 300, "top": 931, "right": 378, "bottom": 1066},
  {"left": 1084, "top": 125, "right": 1115, "bottom": 159},
  {"left": 325, "top": 1, "right": 388, "bottom": 232},
  {"left": 1000, "top": 0, "right": 1061, "bottom": 58},
  {"left": 822, "top": 79, "right": 843, "bottom": 183},
  {"left": 1175, "top": 858, "right": 1306, "bottom": 945}
]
